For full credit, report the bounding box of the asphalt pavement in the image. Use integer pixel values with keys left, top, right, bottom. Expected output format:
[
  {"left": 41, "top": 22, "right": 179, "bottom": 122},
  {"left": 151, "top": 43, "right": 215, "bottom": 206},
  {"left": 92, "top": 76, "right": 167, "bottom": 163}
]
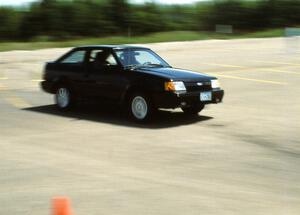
[{"left": 0, "top": 37, "right": 299, "bottom": 215}]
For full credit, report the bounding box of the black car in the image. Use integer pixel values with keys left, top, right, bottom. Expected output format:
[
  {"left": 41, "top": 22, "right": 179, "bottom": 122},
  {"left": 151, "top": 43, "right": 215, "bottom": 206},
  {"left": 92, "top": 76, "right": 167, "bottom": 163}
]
[{"left": 41, "top": 45, "right": 224, "bottom": 121}]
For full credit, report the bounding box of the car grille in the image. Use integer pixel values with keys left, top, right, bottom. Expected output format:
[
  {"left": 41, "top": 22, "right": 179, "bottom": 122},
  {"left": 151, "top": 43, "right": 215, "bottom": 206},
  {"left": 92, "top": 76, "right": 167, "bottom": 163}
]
[{"left": 185, "top": 81, "right": 212, "bottom": 92}]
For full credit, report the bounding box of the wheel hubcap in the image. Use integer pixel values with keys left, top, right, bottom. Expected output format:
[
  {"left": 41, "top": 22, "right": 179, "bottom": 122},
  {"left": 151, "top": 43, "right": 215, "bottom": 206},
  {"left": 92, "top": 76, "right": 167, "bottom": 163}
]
[
  {"left": 131, "top": 96, "right": 148, "bottom": 120},
  {"left": 56, "top": 88, "right": 70, "bottom": 108}
]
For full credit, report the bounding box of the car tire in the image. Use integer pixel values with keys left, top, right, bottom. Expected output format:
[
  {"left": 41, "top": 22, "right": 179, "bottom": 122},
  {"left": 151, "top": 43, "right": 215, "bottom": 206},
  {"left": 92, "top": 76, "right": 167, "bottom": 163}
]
[
  {"left": 129, "top": 93, "right": 153, "bottom": 122},
  {"left": 55, "top": 85, "right": 75, "bottom": 110},
  {"left": 181, "top": 104, "right": 205, "bottom": 115}
]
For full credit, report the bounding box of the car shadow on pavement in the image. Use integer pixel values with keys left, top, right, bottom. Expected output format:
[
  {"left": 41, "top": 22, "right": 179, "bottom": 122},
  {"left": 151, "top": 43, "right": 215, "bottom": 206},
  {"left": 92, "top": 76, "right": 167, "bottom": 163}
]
[{"left": 23, "top": 104, "right": 213, "bottom": 129}]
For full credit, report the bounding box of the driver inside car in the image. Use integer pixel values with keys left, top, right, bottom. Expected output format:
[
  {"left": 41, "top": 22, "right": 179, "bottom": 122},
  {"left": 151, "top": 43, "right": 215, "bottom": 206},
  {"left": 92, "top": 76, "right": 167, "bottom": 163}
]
[
  {"left": 118, "top": 51, "right": 140, "bottom": 66},
  {"left": 94, "top": 51, "right": 111, "bottom": 68}
]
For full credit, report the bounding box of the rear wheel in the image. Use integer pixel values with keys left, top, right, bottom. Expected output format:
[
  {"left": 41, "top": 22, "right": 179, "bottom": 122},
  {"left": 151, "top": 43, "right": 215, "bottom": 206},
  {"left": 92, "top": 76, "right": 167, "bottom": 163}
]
[
  {"left": 129, "top": 93, "right": 153, "bottom": 122},
  {"left": 181, "top": 104, "right": 204, "bottom": 115},
  {"left": 55, "top": 85, "right": 75, "bottom": 110}
]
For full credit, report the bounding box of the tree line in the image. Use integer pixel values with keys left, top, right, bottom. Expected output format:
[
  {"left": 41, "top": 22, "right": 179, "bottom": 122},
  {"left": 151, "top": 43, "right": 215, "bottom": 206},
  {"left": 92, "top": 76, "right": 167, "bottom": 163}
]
[{"left": 0, "top": 0, "right": 300, "bottom": 41}]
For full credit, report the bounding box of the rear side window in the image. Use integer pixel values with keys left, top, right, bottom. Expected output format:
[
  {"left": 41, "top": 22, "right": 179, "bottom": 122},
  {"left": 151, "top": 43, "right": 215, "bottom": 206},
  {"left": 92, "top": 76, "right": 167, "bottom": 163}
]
[{"left": 61, "top": 50, "right": 86, "bottom": 63}]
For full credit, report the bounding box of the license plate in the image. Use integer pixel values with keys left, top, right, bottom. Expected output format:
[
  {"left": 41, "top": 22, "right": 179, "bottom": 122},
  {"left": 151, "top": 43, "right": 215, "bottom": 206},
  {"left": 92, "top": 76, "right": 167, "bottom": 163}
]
[{"left": 200, "top": 91, "right": 212, "bottom": 101}]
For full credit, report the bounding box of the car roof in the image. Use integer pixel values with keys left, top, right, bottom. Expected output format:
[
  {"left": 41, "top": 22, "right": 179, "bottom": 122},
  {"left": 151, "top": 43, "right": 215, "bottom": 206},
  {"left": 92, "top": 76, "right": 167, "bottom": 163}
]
[{"left": 75, "top": 45, "right": 149, "bottom": 50}]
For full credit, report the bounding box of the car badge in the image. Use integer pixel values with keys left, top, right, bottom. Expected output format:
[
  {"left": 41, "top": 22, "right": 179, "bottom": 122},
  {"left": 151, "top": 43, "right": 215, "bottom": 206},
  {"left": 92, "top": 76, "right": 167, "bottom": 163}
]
[{"left": 197, "top": 82, "right": 203, "bottom": 86}]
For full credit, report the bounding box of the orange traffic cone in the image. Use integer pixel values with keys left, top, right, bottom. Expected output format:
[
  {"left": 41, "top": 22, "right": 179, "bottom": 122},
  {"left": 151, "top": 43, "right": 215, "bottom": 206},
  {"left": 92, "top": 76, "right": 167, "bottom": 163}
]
[{"left": 52, "top": 197, "right": 73, "bottom": 215}]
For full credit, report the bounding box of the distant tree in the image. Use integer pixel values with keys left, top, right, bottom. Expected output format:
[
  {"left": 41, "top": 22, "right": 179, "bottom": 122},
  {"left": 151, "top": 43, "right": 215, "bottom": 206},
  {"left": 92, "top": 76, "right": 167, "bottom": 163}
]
[
  {"left": 162, "top": 5, "right": 198, "bottom": 31},
  {"left": 107, "top": 0, "right": 130, "bottom": 32},
  {"left": 130, "top": 3, "right": 167, "bottom": 34},
  {"left": 0, "top": 7, "right": 21, "bottom": 40},
  {"left": 20, "top": 0, "right": 60, "bottom": 39},
  {"left": 60, "top": 0, "right": 113, "bottom": 37},
  {"left": 2, "top": 0, "right": 300, "bottom": 41}
]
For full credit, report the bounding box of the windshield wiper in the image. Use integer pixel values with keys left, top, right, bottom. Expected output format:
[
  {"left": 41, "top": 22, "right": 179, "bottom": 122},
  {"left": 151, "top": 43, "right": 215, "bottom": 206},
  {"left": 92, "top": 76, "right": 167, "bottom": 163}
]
[
  {"left": 124, "top": 64, "right": 143, "bottom": 70},
  {"left": 143, "top": 63, "right": 165, "bottom": 67},
  {"left": 125, "top": 63, "right": 167, "bottom": 70}
]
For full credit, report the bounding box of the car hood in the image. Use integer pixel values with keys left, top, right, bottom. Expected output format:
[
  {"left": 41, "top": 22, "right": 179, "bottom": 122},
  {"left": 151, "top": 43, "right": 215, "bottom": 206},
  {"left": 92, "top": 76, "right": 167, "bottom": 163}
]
[{"left": 137, "top": 67, "right": 215, "bottom": 81}]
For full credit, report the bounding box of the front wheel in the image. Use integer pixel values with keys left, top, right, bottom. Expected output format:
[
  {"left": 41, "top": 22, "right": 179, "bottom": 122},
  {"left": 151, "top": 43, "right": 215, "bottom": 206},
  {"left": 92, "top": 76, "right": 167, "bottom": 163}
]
[
  {"left": 181, "top": 104, "right": 205, "bottom": 115},
  {"left": 55, "top": 86, "right": 75, "bottom": 110},
  {"left": 129, "top": 93, "right": 153, "bottom": 122}
]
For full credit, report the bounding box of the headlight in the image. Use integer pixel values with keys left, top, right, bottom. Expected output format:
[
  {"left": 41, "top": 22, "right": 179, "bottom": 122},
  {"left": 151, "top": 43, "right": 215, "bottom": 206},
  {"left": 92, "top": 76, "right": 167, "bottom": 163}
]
[
  {"left": 211, "top": 79, "right": 220, "bottom": 88},
  {"left": 165, "top": 81, "right": 186, "bottom": 92}
]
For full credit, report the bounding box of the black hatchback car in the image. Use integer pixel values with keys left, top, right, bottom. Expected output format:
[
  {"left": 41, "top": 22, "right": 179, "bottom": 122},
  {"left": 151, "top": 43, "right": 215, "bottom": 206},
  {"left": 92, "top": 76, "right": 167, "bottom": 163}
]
[{"left": 41, "top": 45, "right": 224, "bottom": 121}]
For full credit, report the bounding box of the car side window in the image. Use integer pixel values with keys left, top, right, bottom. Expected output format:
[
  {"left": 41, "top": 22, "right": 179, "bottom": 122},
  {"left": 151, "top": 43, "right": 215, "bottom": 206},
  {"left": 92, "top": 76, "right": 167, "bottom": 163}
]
[
  {"left": 61, "top": 50, "right": 86, "bottom": 64},
  {"left": 89, "top": 50, "right": 103, "bottom": 63},
  {"left": 106, "top": 54, "right": 117, "bottom": 65},
  {"left": 89, "top": 49, "right": 118, "bottom": 66}
]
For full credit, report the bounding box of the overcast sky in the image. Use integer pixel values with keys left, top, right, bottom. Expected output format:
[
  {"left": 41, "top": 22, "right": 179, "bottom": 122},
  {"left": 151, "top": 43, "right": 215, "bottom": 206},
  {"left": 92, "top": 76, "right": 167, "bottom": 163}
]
[{"left": 0, "top": 0, "right": 200, "bottom": 6}]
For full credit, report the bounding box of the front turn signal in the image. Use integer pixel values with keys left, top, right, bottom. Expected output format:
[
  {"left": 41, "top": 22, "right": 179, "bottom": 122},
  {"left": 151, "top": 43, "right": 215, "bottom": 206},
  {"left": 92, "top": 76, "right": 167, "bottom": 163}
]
[
  {"left": 165, "top": 82, "right": 176, "bottom": 91},
  {"left": 164, "top": 81, "right": 186, "bottom": 92}
]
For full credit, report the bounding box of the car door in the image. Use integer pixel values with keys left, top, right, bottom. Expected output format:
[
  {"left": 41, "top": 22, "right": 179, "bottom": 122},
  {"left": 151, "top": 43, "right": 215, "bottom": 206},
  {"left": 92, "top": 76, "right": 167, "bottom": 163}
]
[
  {"left": 56, "top": 49, "right": 88, "bottom": 95},
  {"left": 85, "top": 49, "right": 128, "bottom": 102}
]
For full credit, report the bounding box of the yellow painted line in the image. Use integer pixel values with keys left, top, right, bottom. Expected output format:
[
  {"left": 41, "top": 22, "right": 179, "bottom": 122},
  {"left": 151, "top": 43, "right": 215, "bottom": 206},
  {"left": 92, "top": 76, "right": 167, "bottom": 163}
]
[
  {"left": 31, "top": 79, "right": 43, "bottom": 82},
  {"left": 253, "top": 60, "right": 300, "bottom": 67},
  {"left": 263, "top": 68, "right": 300, "bottom": 75},
  {"left": 0, "top": 71, "right": 7, "bottom": 79},
  {"left": 212, "top": 69, "right": 252, "bottom": 74},
  {"left": 201, "top": 63, "right": 246, "bottom": 68},
  {"left": 209, "top": 73, "right": 288, "bottom": 85},
  {"left": 0, "top": 83, "right": 6, "bottom": 90},
  {"left": 3, "top": 96, "right": 31, "bottom": 108},
  {"left": 222, "top": 67, "right": 300, "bottom": 75},
  {"left": 0, "top": 83, "right": 31, "bottom": 108}
]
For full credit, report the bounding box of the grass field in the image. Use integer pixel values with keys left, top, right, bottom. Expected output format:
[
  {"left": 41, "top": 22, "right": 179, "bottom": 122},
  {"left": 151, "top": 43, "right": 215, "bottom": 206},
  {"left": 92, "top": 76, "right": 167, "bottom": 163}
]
[{"left": 0, "top": 29, "right": 285, "bottom": 52}]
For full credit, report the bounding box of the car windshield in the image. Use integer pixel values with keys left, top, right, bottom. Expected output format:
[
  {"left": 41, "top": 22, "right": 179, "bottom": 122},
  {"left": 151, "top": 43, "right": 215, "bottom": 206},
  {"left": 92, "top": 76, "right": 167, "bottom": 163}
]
[{"left": 114, "top": 49, "right": 170, "bottom": 68}]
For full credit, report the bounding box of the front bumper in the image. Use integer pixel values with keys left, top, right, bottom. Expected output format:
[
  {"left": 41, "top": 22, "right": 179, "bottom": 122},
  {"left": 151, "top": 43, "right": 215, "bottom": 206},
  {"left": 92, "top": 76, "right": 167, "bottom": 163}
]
[{"left": 153, "top": 89, "right": 224, "bottom": 109}]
